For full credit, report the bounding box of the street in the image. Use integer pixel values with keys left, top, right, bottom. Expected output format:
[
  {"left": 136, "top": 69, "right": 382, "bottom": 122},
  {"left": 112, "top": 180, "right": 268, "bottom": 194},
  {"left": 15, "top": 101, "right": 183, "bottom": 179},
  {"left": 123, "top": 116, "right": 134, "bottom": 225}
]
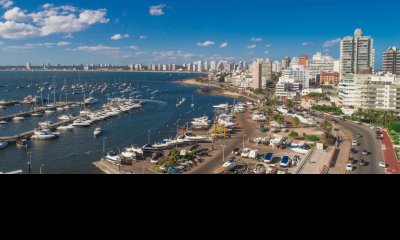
[{"left": 315, "top": 114, "right": 385, "bottom": 174}]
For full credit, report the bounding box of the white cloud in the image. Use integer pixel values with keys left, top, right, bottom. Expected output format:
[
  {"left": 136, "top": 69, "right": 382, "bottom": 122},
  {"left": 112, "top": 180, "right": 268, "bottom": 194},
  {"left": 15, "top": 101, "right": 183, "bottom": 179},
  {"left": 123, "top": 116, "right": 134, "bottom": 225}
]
[
  {"left": 265, "top": 43, "right": 272, "bottom": 48},
  {"left": 302, "top": 42, "right": 313, "bottom": 46},
  {"left": 152, "top": 50, "right": 196, "bottom": 61},
  {"left": 139, "top": 35, "right": 147, "bottom": 39},
  {"left": 0, "top": 4, "right": 109, "bottom": 39},
  {"left": 149, "top": 4, "right": 166, "bottom": 16},
  {"left": 198, "top": 41, "right": 215, "bottom": 47},
  {"left": 251, "top": 37, "right": 262, "bottom": 42},
  {"left": 111, "top": 33, "right": 129, "bottom": 40},
  {"left": 323, "top": 38, "right": 341, "bottom": 48},
  {"left": 0, "top": 0, "right": 13, "bottom": 9},
  {"left": 264, "top": 51, "right": 270, "bottom": 54},
  {"left": 57, "top": 41, "right": 71, "bottom": 46},
  {"left": 247, "top": 45, "right": 257, "bottom": 49},
  {"left": 63, "top": 33, "right": 74, "bottom": 39},
  {"left": 128, "top": 45, "right": 139, "bottom": 50},
  {"left": 219, "top": 42, "right": 228, "bottom": 48},
  {"left": 75, "top": 45, "right": 120, "bottom": 54}
]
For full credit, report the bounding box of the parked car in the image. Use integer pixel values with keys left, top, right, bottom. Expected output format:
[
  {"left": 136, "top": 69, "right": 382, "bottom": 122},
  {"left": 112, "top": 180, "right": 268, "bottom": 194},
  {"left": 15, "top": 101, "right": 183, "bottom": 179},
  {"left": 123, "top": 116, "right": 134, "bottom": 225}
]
[
  {"left": 379, "top": 162, "right": 387, "bottom": 168},
  {"left": 348, "top": 157, "right": 355, "bottom": 164},
  {"left": 232, "top": 148, "right": 241, "bottom": 156},
  {"left": 356, "top": 133, "right": 363, "bottom": 138},
  {"left": 346, "top": 163, "right": 354, "bottom": 172},
  {"left": 359, "top": 159, "right": 367, "bottom": 166},
  {"left": 350, "top": 148, "right": 358, "bottom": 154},
  {"left": 352, "top": 140, "right": 359, "bottom": 146},
  {"left": 362, "top": 150, "right": 369, "bottom": 155}
]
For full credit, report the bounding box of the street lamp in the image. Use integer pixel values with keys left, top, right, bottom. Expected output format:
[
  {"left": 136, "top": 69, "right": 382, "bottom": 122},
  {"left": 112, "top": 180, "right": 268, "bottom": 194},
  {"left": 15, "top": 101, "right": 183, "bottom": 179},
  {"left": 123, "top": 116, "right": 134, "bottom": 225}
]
[
  {"left": 27, "top": 151, "right": 32, "bottom": 174},
  {"left": 221, "top": 145, "right": 226, "bottom": 163}
]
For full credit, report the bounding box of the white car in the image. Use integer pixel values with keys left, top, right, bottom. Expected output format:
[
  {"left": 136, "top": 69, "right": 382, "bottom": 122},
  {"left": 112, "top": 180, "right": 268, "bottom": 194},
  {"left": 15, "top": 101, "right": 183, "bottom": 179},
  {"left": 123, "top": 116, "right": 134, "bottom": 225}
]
[
  {"left": 352, "top": 140, "right": 359, "bottom": 146},
  {"left": 379, "top": 162, "right": 387, "bottom": 168},
  {"left": 346, "top": 163, "right": 354, "bottom": 172}
]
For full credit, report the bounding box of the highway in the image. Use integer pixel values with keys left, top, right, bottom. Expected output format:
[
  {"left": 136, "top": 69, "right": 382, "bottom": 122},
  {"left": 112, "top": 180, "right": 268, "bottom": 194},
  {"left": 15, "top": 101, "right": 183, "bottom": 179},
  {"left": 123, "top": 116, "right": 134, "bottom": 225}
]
[{"left": 314, "top": 113, "right": 385, "bottom": 174}]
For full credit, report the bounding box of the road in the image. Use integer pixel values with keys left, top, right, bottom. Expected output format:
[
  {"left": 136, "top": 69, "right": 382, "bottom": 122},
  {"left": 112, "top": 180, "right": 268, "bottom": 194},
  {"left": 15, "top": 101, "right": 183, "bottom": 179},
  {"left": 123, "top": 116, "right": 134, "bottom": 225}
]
[{"left": 314, "top": 114, "right": 385, "bottom": 174}]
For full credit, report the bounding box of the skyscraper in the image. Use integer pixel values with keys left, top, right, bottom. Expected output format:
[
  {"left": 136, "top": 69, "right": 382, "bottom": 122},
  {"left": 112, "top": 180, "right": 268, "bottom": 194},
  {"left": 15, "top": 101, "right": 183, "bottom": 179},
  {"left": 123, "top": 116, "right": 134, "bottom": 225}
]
[
  {"left": 261, "top": 59, "right": 272, "bottom": 82},
  {"left": 383, "top": 46, "right": 400, "bottom": 75},
  {"left": 340, "top": 28, "right": 375, "bottom": 76},
  {"left": 197, "top": 60, "right": 204, "bottom": 72},
  {"left": 299, "top": 55, "right": 308, "bottom": 68},
  {"left": 210, "top": 60, "right": 217, "bottom": 71},
  {"left": 26, "top": 62, "right": 31, "bottom": 70},
  {"left": 282, "top": 57, "right": 291, "bottom": 70},
  {"left": 252, "top": 59, "right": 262, "bottom": 89}
]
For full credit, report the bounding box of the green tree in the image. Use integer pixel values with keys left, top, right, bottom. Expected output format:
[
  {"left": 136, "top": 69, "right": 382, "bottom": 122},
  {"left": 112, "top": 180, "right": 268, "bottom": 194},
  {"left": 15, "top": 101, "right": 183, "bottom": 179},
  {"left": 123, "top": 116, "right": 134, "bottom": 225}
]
[
  {"left": 289, "top": 131, "right": 299, "bottom": 139},
  {"left": 273, "top": 114, "right": 285, "bottom": 125},
  {"left": 286, "top": 100, "right": 295, "bottom": 110},
  {"left": 321, "top": 120, "right": 333, "bottom": 142},
  {"left": 293, "top": 117, "right": 300, "bottom": 127},
  {"left": 306, "top": 135, "right": 321, "bottom": 142}
]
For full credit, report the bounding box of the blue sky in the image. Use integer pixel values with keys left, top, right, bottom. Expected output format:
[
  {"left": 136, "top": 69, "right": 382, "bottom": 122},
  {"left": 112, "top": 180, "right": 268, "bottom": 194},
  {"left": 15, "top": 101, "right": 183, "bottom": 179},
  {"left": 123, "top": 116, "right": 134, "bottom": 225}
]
[{"left": 0, "top": 0, "right": 399, "bottom": 67}]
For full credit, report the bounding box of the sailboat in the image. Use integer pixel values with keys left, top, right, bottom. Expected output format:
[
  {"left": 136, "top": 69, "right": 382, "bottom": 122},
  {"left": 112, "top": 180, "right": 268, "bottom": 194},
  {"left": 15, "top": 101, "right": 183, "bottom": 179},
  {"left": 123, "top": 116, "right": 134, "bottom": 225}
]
[{"left": 191, "top": 94, "right": 195, "bottom": 108}]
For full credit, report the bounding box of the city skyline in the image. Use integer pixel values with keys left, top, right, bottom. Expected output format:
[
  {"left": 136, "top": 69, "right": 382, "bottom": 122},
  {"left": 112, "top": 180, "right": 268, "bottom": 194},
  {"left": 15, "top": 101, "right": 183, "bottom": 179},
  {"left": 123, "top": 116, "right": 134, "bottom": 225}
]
[{"left": 0, "top": 0, "right": 399, "bottom": 66}]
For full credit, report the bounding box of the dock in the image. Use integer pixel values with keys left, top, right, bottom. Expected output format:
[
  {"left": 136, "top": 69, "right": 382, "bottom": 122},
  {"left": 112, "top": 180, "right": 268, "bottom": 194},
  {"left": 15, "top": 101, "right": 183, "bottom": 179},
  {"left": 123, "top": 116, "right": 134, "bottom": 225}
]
[
  {"left": 0, "top": 117, "right": 79, "bottom": 142},
  {"left": 0, "top": 102, "right": 78, "bottom": 122},
  {"left": 0, "top": 100, "right": 22, "bottom": 106}
]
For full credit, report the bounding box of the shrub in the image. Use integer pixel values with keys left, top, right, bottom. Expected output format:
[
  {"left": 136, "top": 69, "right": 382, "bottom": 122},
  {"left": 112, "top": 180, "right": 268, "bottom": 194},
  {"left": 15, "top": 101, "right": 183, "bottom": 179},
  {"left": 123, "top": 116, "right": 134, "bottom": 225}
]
[{"left": 307, "top": 135, "right": 321, "bottom": 142}]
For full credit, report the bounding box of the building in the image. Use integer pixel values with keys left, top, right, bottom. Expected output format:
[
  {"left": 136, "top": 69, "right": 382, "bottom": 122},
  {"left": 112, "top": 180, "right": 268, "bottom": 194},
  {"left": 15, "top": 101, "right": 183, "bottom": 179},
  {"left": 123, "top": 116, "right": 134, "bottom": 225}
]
[
  {"left": 307, "top": 52, "right": 337, "bottom": 80},
  {"left": 204, "top": 61, "right": 209, "bottom": 72},
  {"left": 275, "top": 65, "right": 310, "bottom": 97},
  {"left": 383, "top": 46, "right": 400, "bottom": 75},
  {"left": 299, "top": 55, "right": 308, "bottom": 68},
  {"left": 339, "top": 73, "right": 400, "bottom": 115},
  {"left": 210, "top": 60, "right": 217, "bottom": 71},
  {"left": 197, "top": 60, "right": 204, "bottom": 72},
  {"left": 290, "top": 57, "right": 299, "bottom": 67},
  {"left": 272, "top": 61, "right": 282, "bottom": 73},
  {"left": 320, "top": 72, "right": 340, "bottom": 85},
  {"left": 340, "top": 28, "right": 375, "bottom": 77},
  {"left": 261, "top": 59, "right": 272, "bottom": 83},
  {"left": 282, "top": 57, "right": 291, "bottom": 70},
  {"left": 252, "top": 59, "right": 262, "bottom": 89},
  {"left": 26, "top": 62, "right": 31, "bottom": 70}
]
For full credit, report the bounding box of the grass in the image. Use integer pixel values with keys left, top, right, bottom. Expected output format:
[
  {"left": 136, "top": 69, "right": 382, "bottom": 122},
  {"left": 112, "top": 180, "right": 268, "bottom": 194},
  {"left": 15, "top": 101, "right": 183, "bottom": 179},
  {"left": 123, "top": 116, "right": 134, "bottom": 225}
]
[{"left": 396, "top": 150, "right": 400, "bottom": 162}]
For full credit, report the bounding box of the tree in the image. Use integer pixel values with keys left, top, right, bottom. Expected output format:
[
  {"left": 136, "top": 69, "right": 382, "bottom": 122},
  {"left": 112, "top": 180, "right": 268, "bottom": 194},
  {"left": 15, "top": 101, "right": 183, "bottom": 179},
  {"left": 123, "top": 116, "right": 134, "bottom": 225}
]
[
  {"left": 379, "top": 111, "right": 397, "bottom": 126},
  {"left": 293, "top": 117, "right": 300, "bottom": 127},
  {"left": 286, "top": 100, "right": 295, "bottom": 110},
  {"left": 307, "top": 135, "right": 321, "bottom": 142},
  {"left": 289, "top": 131, "right": 299, "bottom": 139},
  {"left": 273, "top": 114, "right": 284, "bottom": 125},
  {"left": 321, "top": 120, "right": 333, "bottom": 141}
]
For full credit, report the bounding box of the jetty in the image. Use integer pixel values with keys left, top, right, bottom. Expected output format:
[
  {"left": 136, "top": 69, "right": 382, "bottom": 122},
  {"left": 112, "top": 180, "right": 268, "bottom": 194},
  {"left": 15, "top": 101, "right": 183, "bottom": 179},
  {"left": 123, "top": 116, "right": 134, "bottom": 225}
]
[
  {"left": 0, "top": 117, "right": 79, "bottom": 142},
  {"left": 0, "top": 102, "right": 78, "bottom": 122},
  {"left": 0, "top": 100, "right": 22, "bottom": 106}
]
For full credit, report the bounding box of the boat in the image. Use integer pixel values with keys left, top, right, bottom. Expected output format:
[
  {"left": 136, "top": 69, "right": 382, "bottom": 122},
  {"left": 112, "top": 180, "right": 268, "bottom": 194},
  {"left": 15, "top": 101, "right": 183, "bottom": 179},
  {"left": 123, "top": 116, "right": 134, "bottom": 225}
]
[
  {"left": 44, "top": 109, "right": 56, "bottom": 114},
  {"left": 106, "top": 151, "right": 121, "bottom": 165},
  {"left": 0, "top": 121, "right": 7, "bottom": 124},
  {"left": 191, "top": 95, "right": 195, "bottom": 108},
  {"left": 31, "top": 111, "right": 44, "bottom": 117},
  {"left": 213, "top": 103, "right": 230, "bottom": 109},
  {"left": 183, "top": 132, "right": 210, "bottom": 142},
  {"left": 280, "top": 155, "right": 292, "bottom": 168},
  {"left": 16, "top": 139, "right": 29, "bottom": 148},
  {"left": 223, "top": 158, "right": 238, "bottom": 171},
  {"left": 39, "top": 121, "right": 52, "bottom": 128},
  {"left": 72, "top": 119, "right": 92, "bottom": 127},
  {"left": 0, "top": 140, "right": 8, "bottom": 149},
  {"left": 57, "top": 125, "right": 74, "bottom": 131},
  {"left": 263, "top": 152, "right": 274, "bottom": 163},
  {"left": 13, "top": 116, "right": 25, "bottom": 122},
  {"left": 94, "top": 128, "right": 102, "bottom": 136},
  {"left": 32, "top": 129, "right": 59, "bottom": 140},
  {"left": 0, "top": 105, "right": 6, "bottom": 109},
  {"left": 84, "top": 97, "right": 98, "bottom": 105},
  {"left": 121, "top": 146, "right": 143, "bottom": 159},
  {"left": 58, "top": 115, "right": 72, "bottom": 120}
]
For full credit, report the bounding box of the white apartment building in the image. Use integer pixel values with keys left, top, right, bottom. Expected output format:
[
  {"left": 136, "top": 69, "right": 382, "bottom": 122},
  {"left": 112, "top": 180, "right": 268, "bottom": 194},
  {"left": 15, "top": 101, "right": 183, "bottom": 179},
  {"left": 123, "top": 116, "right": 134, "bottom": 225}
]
[
  {"left": 225, "top": 74, "right": 253, "bottom": 88},
  {"left": 210, "top": 60, "right": 217, "bottom": 71},
  {"left": 272, "top": 61, "right": 282, "bottom": 73},
  {"left": 339, "top": 73, "right": 400, "bottom": 115},
  {"left": 307, "top": 52, "right": 337, "bottom": 79},
  {"left": 275, "top": 65, "right": 310, "bottom": 98}
]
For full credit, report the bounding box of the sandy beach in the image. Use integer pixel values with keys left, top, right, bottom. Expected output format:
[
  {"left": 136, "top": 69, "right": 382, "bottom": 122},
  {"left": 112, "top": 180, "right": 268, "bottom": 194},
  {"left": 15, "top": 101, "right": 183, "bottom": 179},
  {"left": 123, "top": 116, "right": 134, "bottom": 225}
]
[{"left": 178, "top": 78, "right": 221, "bottom": 88}]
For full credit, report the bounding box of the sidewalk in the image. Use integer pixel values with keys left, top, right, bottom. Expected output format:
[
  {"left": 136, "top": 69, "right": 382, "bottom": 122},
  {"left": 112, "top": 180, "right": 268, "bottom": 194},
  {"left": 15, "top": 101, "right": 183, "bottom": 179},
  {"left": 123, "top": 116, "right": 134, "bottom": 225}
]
[{"left": 382, "top": 131, "right": 400, "bottom": 174}]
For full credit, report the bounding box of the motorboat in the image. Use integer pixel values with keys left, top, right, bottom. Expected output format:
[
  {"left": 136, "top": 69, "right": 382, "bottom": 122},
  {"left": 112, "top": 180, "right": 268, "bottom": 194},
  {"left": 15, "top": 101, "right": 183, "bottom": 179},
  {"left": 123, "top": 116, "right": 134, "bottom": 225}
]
[
  {"left": 31, "top": 112, "right": 44, "bottom": 117},
  {"left": 39, "top": 121, "right": 52, "bottom": 128},
  {"left": 84, "top": 97, "right": 98, "bottom": 105},
  {"left": 213, "top": 103, "right": 230, "bottom": 109},
  {"left": 32, "top": 129, "right": 59, "bottom": 140},
  {"left": 58, "top": 115, "right": 73, "bottom": 121},
  {"left": 0, "top": 105, "right": 6, "bottom": 109},
  {"left": 13, "top": 116, "right": 25, "bottom": 122},
  {"left": 72, "top": 119, "right": 92, "bottom": 127},
  {"left": 57, "top": 125, "right": 74, "bottom": 131},
  {"left": 183, "top": 132, "right": 210, "bottom": 142},
  {"left": 0, "top": 121, "right": 7, "bottom": 124},
  {"left": 223, "top": 158, "right": 238, "bottom": 171},
  {"left": 106, "top": 151, "right": 121, "bottom": 165},
  {"left": 0, "top": 140, "right": 8, "bottom": 149},
  {"left": 44, "top": 109, "right": 56, "bottom": 114},
  {"left": 56, "top": 107, "right": 64, "bottom": 112},
  {"left": 121, "top": 146, "right": 143, "bottom": 159},
  {"left": 94, "top": 128, "right": 102, "bottom": 136},
  {"left": 16, "top": 139, "right": 29, "bottom": 149}
]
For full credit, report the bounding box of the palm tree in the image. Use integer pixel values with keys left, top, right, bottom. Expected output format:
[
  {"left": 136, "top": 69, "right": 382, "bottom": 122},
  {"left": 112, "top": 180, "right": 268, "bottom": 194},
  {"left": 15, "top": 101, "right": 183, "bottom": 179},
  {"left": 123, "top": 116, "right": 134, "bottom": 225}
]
[
  {"left": 379, "top": 111, "right": 397, "bottom": 126},
  {"left": 353, "top": 108, "right": 364, "bottom": 122},
  {"left": 289, "top": 131, "right": 299, "bottom": 140},
  {"left": 321, "top": 120, "right": 332, "bottom": 141}
]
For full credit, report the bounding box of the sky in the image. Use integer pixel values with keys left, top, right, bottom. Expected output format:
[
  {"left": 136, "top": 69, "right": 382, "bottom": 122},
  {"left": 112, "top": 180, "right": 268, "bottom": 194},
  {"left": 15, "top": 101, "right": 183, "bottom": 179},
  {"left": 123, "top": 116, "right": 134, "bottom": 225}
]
[{"left": 0, "top": 0, "right": 399, "bottom": 67}]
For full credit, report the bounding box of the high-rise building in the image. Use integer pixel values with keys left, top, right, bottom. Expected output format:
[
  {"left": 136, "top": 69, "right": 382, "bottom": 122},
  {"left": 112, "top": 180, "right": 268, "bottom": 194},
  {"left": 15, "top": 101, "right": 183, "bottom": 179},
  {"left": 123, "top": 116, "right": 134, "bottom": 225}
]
[
  {"left": 261, "top": 59, "right": 272, "bottom": 83},
  {"left": 272, "top": 61, "right": 282, "bottom": 73},
  {"left": 383, "top": 46, "right": 400, "bottom": 75},
  {"left": 210, "top": 60, "right": 217, "bottom": 71},
  {"left": 299, "top": 55, "right": 308, "bottom": 68},
  {"left": 197, "top": 60, "right": 204, "bottom": 72},
  {"left": 26, "top": 62, "right": 31, "bottom": 70},
  {"left": 204, "top": 61, "right": 209, "bottom": 72},
  {"left": 290, "top": 57, "right": 299, "bottom": 67},
  {"left": 282, "top": 57, "right": 291, "bottom": 70},
  {"left": 340, "top": 28, "right": 375, "bottom": 77},
  {"left": 307, "top": 52, "right": 337, "bottom": 79},
  {"left": 252, "top": 59, "right": 262, "bottom": 89}
]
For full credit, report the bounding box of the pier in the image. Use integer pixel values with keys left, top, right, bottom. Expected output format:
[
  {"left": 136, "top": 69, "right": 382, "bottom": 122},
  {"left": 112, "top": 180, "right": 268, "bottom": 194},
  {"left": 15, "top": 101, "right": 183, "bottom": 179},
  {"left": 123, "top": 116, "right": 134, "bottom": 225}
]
[
  {"left": 0, "top": 117, "right": 79, "bottom": 142},
  {"left": 0, "top": 100, "right": 22, "bottom": 106},
  {"left": 0, "top": 102, "right": 78, "bottom": 122}
]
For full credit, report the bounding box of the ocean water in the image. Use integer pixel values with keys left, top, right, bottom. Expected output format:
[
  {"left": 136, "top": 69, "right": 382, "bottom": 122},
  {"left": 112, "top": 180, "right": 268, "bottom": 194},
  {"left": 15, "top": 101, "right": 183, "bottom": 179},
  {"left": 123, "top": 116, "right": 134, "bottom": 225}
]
[{"left": 0, "top": 71, "right": 233, "bottom": 174}]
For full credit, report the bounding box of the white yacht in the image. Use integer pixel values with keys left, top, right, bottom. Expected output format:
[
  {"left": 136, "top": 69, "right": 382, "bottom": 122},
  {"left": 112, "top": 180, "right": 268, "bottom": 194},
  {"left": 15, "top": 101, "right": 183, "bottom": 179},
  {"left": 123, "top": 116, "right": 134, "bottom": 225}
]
[
  {"left": 0, "top": 121, "right": 7, "bottom": 124},
  {"left": 106, "top": 151, "right": 121, "bottom": 164},
  {"left": 32, "top": 129, "right": 59, "bottom": 140},
  {"left": 84, "top": 97, "right": 98, "bottom": 105},
  {"left": 31, "top": 112, "right": 44, "bottom": 117},
  {"left": 44, "top": 109, "right": 56, "bottom": 114},
  {"left": 94, "top": 128, "right": 102, "bottom": 136},
  {"left": 72, "top": 119, "right": 92, "bottom": 127},
  {"left": 58, "top": 115, "right": 72, "bottom": 121},
  {"left": 57, "top": 125, "right": 74, "bottom": 131},
  {"left": 13, "top": 116, "right": 25, "bottom": 122},
  {"left": 121, "top": 146, "right": 143, "bottom": 159},
  {"left": 184, "top": 132, "right": 210, "bottom": 142},
  {"left": 0, "top": 105, "right": 6, "bottom": 109},
  {"left": 39, "top": 121, "right": 52, "bottom": 128},
  {"left": 213, "top": 103, "right": 230, "bottom": 109},
  {"left": 0, "top": 140, "right": 8, "bottom": 149}
]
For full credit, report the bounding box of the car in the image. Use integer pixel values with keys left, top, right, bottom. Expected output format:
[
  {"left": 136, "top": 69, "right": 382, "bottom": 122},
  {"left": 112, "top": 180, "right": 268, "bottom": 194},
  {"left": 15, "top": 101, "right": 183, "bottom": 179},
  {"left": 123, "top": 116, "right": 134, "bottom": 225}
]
[
  {"left": 346, "top": 163, "right": 354, "bottom": 172},
  {"left": 359, "top": 159, "right": 367, "bottom": 166},
  {"left": 356, "top": 133, "right": 363, "bottom": 138},
  {"left": 348, "top": 157, "right": 355, "bottom": 164},
  {"left": 379, "top": 162, "right": 387, "bottom": 168},
  {"left": 331, "top": 119, "right": 338, "bottom": 124},
  {"left": 362, "top": 150, "right": 369, "bottom": 155},
  {"left": 352, "top": 140, "right": 359, "bottom": 146},
  {"left": 350, "top": 148, "right": 358, "bottom": 154},
  {"left": 232, "top": 148, "right": 241, "bottom": 156}
]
